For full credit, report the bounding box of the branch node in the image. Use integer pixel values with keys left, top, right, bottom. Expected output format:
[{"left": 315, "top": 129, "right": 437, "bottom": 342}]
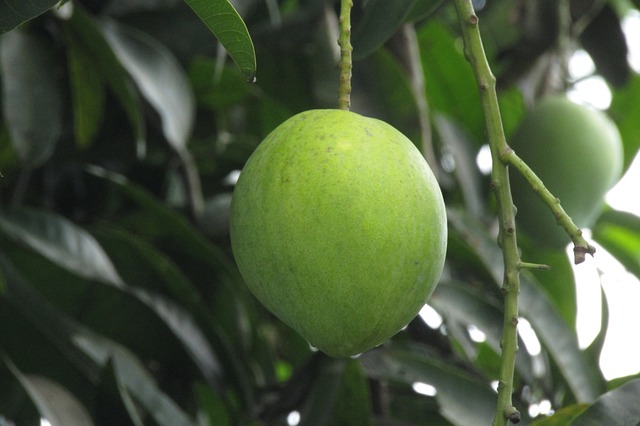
[
  {"left": 505, "top": 406, "right": 521, "bottom": 424},
  {"left": 573, "top": 243, "right": 596, "bottom": 265}
]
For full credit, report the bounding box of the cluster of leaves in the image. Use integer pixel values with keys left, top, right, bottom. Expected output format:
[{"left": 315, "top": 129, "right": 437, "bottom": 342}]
[{"left": 1, "top": 0, "right": 640, "bottom": 425}]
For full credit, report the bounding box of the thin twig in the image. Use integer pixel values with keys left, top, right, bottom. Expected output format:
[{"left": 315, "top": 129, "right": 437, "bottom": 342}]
[
  {"left": 337, "top": 0, "right": 353, "bottom": 110},
  {"left": 452, "top": 1, "right": 521, "bottom": 424}
]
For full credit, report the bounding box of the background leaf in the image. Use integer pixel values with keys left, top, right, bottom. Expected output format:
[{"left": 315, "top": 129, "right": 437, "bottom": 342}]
[
  {"left": 0, "top": 0, "right": 59, "bottom": 34},
  {"left": 99, "top": 19, "right": 195, "bottom": 152},
  {"left": 0, "top": 208, "right": 123, "bottom": 286},
  {"left": 0, "top": 28, "right": 63, "bottom": 168}
]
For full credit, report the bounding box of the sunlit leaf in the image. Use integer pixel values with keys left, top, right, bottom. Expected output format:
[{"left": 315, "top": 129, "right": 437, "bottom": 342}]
[
  {"left": 0, "top": 208, "right": 123, "bottom": 286},
  {"left": 99, "top": 19, "right": 195, "bottom": 152},
  {"left": 0, "top": 29, "right": 63, "bottom": 168},
  {"left": 592, "top": 208, "right": 640, "bottom": 278},
  {"left": 183, "top": 0, "right": 256, "bottom": 82},
  {"left": 609, "top": 74, "right": 640, "bottom": 171},
  {"left": 418, "top": 22, "right": 485, "bottom": 146},
  {"left": 0, "top": 0, "right": 59, "bottom": 34}
]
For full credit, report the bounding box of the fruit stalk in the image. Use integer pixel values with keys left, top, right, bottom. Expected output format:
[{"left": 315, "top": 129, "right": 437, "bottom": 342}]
[
  {"left": 337, "top": 0, "right": 353, "bottom": 110},
  {"left": 452, "top": 1, "right": 521, "bottom": 424}
]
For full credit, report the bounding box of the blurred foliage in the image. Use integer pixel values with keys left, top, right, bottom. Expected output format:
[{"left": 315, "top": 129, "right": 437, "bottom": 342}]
[{"left": 1, "top": 0, "right": 640, "bottom": 425}]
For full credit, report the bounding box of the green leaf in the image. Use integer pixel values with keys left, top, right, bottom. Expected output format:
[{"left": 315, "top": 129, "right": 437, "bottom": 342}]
[
  {"left": 418, "top": 22, "right": 485, "bottom": 146},
  {"left": 0, "top": 257, "right": 101, "bottom": 404},
  {"left": 592, "top": 208, "right": 640, "bottom": 278},
  {"left": 65, "top": 25, "right": 106, "bottom": 148},
  {"left": 0, "top": 28, "right": 63, "bottom": 168},
  {"left": 609, "top": 74, "right": 640, "bottom": 171},
  {"left": 0, "top": 0, "right": 59, "bottom": 34},
  {"left": 352, "top": 0, "right": 417, "bottom": 59},
  {"left": 64, "top": 8, "right": 146, "bottom": 156},
  {"left": 569, "top": 379, "right": 640, "bottom": 425},
  {"left": 521, "top": 246, "right": 577, "bottom": 330},
  {"left": 6, "top": 362, "right": 95, "bottom": 426},
  {"left": 183, "top": 0, "right": 256, "bottom": 82},
  {"left": 361, "top": 346, "right": 497, "bottom": 426},
  {"left": 0, "top": 208, "right": 123, "bottom": 286},
  {"left": 99, "top": 19, "right": 195, "bottom": 153}
]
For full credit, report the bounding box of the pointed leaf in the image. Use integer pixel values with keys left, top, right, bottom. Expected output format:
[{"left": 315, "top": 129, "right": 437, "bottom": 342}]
[
  {"left": 0, "top": 29, "right": 63, "bottom": 168},
  {"left": 0, "top": 208, "right": 123, "bottom": 286},
  {"left": 65, "top": 26, "right": 106, "bottom": 148},
  {"left": 569, "top": 379, "right": 640, "bottom": 425},
  {"left": 183, "top": 0, "right": 256, "bottom": 82},
  {"left": 6, "top": 364, "right": 95, "bottom": 426},
  {"left": 0, "top": 0, "right": 59, "bottom": 34},
  {"left": 64, "top": 8, "right": 146, "bottom": 156},
  {"left": 99, "top": 19, "right": 195, "bottom": 152}
]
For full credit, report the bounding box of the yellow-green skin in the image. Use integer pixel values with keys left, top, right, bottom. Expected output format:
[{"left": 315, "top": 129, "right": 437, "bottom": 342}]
[
  {"left": 510, "top": 96, "right": 623, "bottom": 247},
  {"left": 230, "top": 109, "right": 447, "bottom": 357}
]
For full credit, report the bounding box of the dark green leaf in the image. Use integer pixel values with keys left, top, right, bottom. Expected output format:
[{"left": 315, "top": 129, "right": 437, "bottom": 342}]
[
  {"left": 609, "top": 74, "right": 640, "bottom": 172},
  {"left": 361, "top": 346, "right": 497, "bottom": 426},
  {"left": 64, "top": 8, "right": 146, "bottom": 156},
  {"left": 73, "top": 332, "right": 197, "bottom": 426},
  {"left": 65, "top": 26, "right": 106, "bottom": 148},
  {"left": 569, "top": 379, "right": 640, "bottom": 425},
  {"left": 183, "top": 0, "right": 256, "bottom": 82},
  {"left": 0, "top": 0, "right": 59, "bottom": 34},
  {"left": 404, "top": 0, "right": 445, "bottom": 23},
  {"left": 188, "top": 57, "right": 251, "bottom": 110},
  {"left": 0, "top": 256, "right": 101, "bottom": 405},
  {"left": 99, "top": 19, "right": 195, "bottom": 152},
  {"left": 352, "top": 0, "right": 417, "bottom": 59},
  {"left": 592, "top": 208, "right": 640, "bottom": 277},
  {"left": 0, "top": 208, "right": 123, "bottom": 286},
  {"left": 0, "top": 28, "right": 63, "bottom": 168},
  {"left": 578, "top": 3, "right": 630, "bottom": 88},
  {"left": 299, "top": 358, "right": 373, "bottom": 426}
]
